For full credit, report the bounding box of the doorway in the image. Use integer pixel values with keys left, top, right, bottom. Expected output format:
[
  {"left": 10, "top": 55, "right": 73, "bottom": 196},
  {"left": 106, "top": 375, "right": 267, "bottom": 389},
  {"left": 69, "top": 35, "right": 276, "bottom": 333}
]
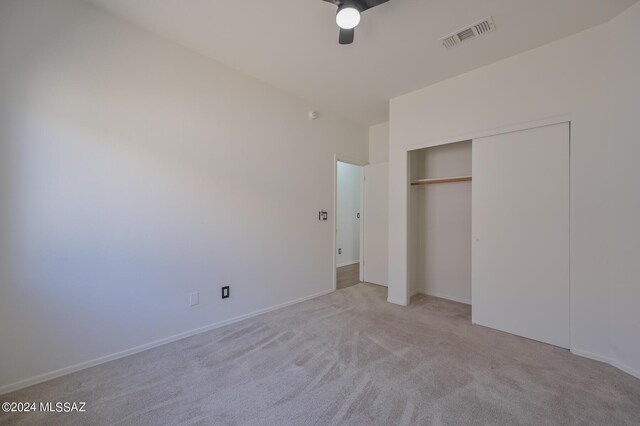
[{"left": 336, "top": 161, "right": 362, "bottom": 290}]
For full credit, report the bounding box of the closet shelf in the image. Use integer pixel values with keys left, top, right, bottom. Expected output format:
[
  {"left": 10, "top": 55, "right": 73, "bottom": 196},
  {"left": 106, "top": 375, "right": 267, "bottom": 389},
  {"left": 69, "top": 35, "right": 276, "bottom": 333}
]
[{"left": 411, "top": 176, "right": 472, "bottom": 186}]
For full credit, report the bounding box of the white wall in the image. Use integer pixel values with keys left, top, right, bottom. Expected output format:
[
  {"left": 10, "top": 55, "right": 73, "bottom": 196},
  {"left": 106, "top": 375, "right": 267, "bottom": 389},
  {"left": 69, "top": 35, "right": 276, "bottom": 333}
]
[
  {"left": 388, "top": 2, "right": 640, "bottom": 378},
  {"left": 607, "top": 2, "right": 640, "bottom": 381},
  {"left": 410, "top": 142, "right": 472, "bottom": 304},
  {"left": 336, "top": 162, "right": 361, "bottom": 267},
  {"left": 0, "top": 0, "right": 367, "bottom": 392},
  {"left": 368, "top": 122, "right": 389, "bottom": 164}
]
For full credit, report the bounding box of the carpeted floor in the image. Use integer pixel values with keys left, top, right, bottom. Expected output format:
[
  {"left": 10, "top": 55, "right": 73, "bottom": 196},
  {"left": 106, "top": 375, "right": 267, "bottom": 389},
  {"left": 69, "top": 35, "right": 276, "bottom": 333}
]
[{"left": 2, "top": 283, "right": 639, "bottom": 425}]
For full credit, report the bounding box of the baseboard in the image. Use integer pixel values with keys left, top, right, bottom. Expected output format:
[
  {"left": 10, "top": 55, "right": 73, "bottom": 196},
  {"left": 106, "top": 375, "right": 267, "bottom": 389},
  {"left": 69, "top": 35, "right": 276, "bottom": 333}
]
[
  {"left": 365, "top": 281, "right": 387, "bottom": 288},
  {"left": 571, "top": 348, "right": 640, "bottom": 380},
  {"left": 0, "top": 288, "right": 334, "bottom": 395},
  {"left": 570, "top": 348, "right": 611, "bottom": 364},
  {"left": 608, "top": 359, "right": 639, "bottom": 380},
  {"left": 387, "top": 297, "right": 408, "bottom": 306},
  {"left": 336, "top": 260, "right": 359, "bottom": 268},
  {"left": 420, "top": 291, "right": 471, "bottom": 305}
]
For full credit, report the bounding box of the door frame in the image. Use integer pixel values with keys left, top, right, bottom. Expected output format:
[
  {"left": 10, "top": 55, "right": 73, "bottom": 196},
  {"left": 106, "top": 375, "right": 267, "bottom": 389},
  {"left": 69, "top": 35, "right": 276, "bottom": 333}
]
[
  {"left": 405, "top": 114, "right": 572, "bottom": 153},
  {"left": 333, "top": 155, "right": 367, "bottom": 291}
]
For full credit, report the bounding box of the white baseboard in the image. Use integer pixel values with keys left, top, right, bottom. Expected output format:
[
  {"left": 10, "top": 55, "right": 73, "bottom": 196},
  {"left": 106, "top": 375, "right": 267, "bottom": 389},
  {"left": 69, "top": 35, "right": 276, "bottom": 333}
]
[
  {"left": 336, "top": 260, "right": 359, "bottom": 268},
  {"left": 365, "top": 281, "right": 387, "bottom": 288},
  {"left": 0, "top": 288, "right": 334, "bottom": 395},
  {"left": 387, "top": 297, "right": 408, "bottom": 306},
  {"left": 5, "top": 289, "right": 637, "bottom": 395},
  {"left": 570, "top": 348, "right": 611, "bottom": 364},
  {"left": 420, "top": 291, "right": 471, "bottom": 305},
  {"left": 571, "top": 348, "right": 640, "bottom": 380}
]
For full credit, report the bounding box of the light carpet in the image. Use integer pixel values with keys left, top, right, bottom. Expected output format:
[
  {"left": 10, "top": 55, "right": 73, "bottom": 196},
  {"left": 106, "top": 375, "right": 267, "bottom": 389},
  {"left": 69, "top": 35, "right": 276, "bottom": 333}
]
[{"left": 2, "top": 283, "right": 639, "bottom": 425}]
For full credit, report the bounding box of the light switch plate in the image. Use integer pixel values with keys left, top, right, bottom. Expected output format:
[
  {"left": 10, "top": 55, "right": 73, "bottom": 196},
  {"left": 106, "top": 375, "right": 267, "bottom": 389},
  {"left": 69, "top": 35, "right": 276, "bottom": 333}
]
[{"left": 190, "top": 292, "right": 199, "bottom": 306}]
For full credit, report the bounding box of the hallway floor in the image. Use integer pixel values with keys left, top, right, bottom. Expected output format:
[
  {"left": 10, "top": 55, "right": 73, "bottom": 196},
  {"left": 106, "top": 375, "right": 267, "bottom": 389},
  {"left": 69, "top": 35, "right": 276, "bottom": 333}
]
[{"left": 336, "top": 262, "right": 360, "bottom": 290}]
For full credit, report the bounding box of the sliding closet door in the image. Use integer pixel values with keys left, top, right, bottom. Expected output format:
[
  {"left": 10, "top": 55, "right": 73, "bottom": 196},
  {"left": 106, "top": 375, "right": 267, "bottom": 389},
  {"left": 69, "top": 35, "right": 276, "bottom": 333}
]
[
  {"left": 363, "top": 163, "right": 388, "bottom": 286},
  {"left": 472, "top": 122, "right": 570, "bottom": 348}
]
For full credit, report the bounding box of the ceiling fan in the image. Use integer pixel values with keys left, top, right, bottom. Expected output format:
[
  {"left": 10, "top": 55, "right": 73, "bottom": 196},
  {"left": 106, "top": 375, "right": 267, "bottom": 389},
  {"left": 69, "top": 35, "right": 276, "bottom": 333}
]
[{"left": 322, "top": 0, "right": 390, "bottom": 45}]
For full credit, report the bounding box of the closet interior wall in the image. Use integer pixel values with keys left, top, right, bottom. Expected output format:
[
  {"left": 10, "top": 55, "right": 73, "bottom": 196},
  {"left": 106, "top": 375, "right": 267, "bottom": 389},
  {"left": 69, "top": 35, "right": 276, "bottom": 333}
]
[{"left": 409, "top": 140, "right": 472, "bottom": 304}]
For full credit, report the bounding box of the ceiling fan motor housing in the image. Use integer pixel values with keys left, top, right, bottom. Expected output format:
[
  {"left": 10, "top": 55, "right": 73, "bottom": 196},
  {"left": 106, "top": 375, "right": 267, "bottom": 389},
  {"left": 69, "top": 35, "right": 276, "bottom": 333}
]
[
  {"left": 323, "top": 0, "right": 390, "bottom": 45},
  {"left": 331, "top": 0, "right": 387, "bottom": 11},
  {"left": 338, "top": 1, "right": 364, "bottom": 13}
]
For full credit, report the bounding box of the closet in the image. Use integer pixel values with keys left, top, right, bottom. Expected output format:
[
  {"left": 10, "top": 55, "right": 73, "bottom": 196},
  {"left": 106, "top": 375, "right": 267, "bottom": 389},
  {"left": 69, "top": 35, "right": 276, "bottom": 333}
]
[
  {"left": 409, "top": 140, "right": 472, "bottom": 304},
  {"left": 408, "top": 122, "right": 570, "bottom": 349}
]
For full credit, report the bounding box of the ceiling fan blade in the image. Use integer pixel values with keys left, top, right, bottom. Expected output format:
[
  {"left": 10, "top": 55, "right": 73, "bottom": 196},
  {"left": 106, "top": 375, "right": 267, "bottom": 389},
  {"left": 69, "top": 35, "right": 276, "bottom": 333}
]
[
  {"left": 322, "top": 0, "right": 390, "bottom": 12},
  {"left": 339, "top": 28, "right": 355, "bottom": 44},
  {"left": 359, "top": 0, "right": 390, "bottom": 12}
]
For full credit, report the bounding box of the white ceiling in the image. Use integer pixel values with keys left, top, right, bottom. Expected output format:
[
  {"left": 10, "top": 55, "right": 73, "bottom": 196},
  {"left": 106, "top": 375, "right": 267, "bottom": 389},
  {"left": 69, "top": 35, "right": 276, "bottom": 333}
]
[{"left": 86, "top": 0, "right": 637, "bottom": 125}]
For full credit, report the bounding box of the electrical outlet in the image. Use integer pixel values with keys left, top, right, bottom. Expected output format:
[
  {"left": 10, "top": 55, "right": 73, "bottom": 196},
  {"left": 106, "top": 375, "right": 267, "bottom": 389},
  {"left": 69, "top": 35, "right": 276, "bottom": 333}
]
[
  {"left": 189, "top": 292, "right": 199, "bottom": 306},
  {"left": 338, "top": 248, "right": 342, "bottom": 254},
  {"left": 221, "top": 286, "right": 230, "bottom": 299}
]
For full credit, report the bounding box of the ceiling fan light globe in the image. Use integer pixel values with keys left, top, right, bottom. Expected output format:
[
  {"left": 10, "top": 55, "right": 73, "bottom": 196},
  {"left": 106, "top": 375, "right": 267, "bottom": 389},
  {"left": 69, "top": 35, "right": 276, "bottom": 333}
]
[{"left": 336, "top": 7, "right": 360, "bottom": 29}]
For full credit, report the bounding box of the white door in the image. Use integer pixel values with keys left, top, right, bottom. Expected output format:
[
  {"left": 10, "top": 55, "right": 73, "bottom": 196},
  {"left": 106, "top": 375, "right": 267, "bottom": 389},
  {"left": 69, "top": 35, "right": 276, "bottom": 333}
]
[
  {"left": 472, "top": 122, "right": 570, "bottom": 348},
  {"left": 363, "top": 163, "right": 388, "bottom": 286}
]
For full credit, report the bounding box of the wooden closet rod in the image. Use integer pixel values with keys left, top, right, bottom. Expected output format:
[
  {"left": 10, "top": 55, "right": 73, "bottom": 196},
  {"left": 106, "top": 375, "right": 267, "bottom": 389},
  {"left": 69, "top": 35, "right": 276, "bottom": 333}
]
[{"left": 411, "top": 176, "right": 472, "bottom": 186}]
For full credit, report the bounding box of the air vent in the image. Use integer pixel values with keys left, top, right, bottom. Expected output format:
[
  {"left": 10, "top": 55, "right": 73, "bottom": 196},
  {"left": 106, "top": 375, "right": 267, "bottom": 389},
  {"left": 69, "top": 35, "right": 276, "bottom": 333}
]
[
  {"left": 439, "top": 16, "right": 496, "bottom": 49},
  {"left": 474, "top": 20, "right": 493, "bottom": 35},
  {"left": 441, "top": 36, "right": 458, "bottom": 49},
  {"left": 456, "top": 28, "right": 475, "bottom": 42}
]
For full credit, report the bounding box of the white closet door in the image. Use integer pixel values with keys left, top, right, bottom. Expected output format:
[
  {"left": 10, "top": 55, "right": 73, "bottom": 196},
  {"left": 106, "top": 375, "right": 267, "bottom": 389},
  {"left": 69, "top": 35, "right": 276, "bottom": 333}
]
[
  {"left": 472, "top": 122, "right": 570, "bottom": 348},
  {"left": 363, "top": 163, "right": 388, "bottom": 286}
]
